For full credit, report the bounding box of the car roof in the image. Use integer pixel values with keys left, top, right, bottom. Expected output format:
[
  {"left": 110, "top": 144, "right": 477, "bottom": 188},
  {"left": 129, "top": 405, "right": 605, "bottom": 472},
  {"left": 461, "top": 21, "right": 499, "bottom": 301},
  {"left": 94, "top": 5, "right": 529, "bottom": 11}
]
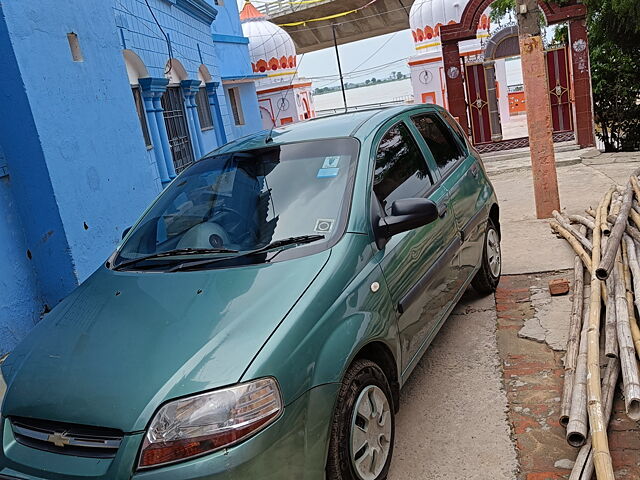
[{"left": 214, "top": 104, "right": 440, "bottom": 154}]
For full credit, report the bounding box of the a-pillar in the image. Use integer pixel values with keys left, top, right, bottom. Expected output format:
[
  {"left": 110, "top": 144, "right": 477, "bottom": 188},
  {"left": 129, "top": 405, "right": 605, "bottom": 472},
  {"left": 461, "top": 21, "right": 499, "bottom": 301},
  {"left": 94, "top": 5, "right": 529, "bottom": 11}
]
[
  {"left": 139, "top": 78, "right": 170, "bottom": 185},
  {"left": 484, "top": 61, "right": 503, "bottom": 141},
  {"left": 206, "top": 81, "right": 228, "bottom": 146},
  {"left": 442, "top": 41, "right": 469, "bottom": 135},
  {"left": 181, "top": 80, "right": 204, "bottom": 160},
  {"left": 517, "top": 0, "right": 560, "bottom": 218},
  {"left": 569, "top": 18, "right": 595, "bottom": 148}
]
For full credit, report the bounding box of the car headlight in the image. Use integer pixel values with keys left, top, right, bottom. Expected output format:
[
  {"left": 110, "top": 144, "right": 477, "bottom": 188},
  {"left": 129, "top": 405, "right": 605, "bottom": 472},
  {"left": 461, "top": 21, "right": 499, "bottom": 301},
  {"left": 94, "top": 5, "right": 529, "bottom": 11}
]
[{"left": 138, "top": 377, "right": 282, "bottom": 469}]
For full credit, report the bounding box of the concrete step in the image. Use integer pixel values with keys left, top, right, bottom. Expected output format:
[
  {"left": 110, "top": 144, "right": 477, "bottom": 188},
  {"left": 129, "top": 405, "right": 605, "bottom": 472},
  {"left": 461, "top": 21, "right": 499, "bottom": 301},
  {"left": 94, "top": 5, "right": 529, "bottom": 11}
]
[{"left": 481, "top": 141, "right": 580, "bottom": 163}]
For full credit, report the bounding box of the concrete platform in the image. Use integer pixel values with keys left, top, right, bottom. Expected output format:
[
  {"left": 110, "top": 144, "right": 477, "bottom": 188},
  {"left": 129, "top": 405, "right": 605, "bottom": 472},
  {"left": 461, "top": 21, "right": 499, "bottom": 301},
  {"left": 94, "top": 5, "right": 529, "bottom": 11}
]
[{"left": 489, "top": 152, "right": 640, "bottom": 275}]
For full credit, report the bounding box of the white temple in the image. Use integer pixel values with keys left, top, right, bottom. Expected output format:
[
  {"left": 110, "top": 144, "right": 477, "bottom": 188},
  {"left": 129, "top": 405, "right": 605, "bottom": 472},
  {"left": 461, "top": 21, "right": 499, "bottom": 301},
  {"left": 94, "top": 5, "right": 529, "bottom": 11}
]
[
  {"left": 408, "top": 0, "right": 510, "bottom": 125},
  {"left": 240, "top": 1, "right": 316, "bottom": 129}
]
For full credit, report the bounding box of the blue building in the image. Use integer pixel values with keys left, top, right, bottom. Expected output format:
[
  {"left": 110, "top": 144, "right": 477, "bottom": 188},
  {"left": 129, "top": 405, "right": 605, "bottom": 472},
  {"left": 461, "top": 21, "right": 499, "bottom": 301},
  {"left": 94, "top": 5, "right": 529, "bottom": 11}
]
[{"left": 0, "top": 0, "right": 263, "bottom": 354}]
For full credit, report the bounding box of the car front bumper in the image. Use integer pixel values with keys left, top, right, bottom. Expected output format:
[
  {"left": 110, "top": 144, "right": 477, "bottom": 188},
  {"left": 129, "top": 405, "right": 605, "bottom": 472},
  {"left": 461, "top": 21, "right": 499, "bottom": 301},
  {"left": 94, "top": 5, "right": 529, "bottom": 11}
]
[{"left": 0, "top": 383, "right": 339, "bottom": 480}]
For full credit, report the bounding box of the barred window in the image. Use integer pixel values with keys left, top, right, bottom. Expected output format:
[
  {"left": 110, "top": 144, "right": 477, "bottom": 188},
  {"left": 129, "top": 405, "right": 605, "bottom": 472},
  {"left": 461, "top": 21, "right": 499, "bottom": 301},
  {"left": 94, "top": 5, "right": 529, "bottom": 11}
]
[
  {"left": 196, "top": 87, "right": 214, "bottom": 130},
  {"left": 132, "top": 87, "right": 152, "bottom": 148}
]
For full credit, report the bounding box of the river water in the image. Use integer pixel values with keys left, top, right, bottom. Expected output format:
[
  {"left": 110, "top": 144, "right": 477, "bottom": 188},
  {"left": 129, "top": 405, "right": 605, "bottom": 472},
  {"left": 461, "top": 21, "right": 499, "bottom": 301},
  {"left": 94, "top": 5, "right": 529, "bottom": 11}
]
[{"left": 313, "top": 79, "right": 414, "bottom": 113}]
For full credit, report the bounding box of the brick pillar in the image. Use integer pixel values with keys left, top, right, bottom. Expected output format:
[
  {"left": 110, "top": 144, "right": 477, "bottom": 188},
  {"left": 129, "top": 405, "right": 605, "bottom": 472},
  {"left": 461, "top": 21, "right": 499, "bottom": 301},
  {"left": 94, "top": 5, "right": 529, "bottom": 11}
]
[
  {"left": 569, "top": 18, "right": 595, "bottom": 148},
  {"left": 517, "top": 0, "right": 560, "bottom": 219},
  {"left": 442, "top": 41, "right": 469, "bottom": 135}
]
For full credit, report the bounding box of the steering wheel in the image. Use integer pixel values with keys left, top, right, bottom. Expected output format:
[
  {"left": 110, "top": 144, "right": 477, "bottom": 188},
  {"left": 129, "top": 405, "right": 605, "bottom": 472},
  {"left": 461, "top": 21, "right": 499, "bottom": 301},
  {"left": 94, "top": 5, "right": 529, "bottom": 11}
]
[{"left": 210, "top": 205, "right": 249, "bottom": 240}]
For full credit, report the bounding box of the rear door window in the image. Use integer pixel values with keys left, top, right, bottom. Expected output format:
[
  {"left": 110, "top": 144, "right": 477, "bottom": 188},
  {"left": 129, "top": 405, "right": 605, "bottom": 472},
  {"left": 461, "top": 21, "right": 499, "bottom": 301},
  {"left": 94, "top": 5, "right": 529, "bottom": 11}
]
[
  {"left": 411, "top": 114, "right": 465, "bottom": 176},
  {"left": 373, "top": 122, "right": 433, "bottom": 215}
]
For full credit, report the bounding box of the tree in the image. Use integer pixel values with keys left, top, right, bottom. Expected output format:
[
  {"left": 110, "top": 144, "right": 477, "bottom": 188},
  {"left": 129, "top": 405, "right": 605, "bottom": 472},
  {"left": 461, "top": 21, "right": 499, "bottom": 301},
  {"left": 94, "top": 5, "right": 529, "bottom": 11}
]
[{"left": 586, "top": 0, "right": 640, "bottom": 150}]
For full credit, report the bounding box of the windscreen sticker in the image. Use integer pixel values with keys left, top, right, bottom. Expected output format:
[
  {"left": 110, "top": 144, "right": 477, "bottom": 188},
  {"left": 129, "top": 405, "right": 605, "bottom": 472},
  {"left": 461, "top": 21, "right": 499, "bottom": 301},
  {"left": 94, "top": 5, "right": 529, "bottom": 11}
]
[
  {"left": 322, "top": 156, "right": 341, "bottom": 169},
  {"left": 314, "top": 219, "right": 335, "bottom": 233},
  {"left": 317, "top": 168, "right": 339, "bottom": 178}
]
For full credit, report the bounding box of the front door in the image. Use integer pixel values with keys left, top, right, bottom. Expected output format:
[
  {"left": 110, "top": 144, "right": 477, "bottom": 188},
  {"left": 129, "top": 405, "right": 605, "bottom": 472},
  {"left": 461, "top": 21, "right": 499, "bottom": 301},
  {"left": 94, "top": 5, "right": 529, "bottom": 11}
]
[
  {"left": 409, "top": 110, "right": 489, "bottom": 281},
  {"left": 465, "top": 63, "right": 492, "bottom": 145},
  {"left": 546, "top": 47, "right": 572, "bottom": 133},
  {"left": 373, "top": 120, "right": 460, "bottom": 375}
]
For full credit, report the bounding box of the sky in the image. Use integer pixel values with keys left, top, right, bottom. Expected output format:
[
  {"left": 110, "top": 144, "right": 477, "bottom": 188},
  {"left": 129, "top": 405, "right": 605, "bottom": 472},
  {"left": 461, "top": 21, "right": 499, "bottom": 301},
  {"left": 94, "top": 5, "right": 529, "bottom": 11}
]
[{"left": 235, "top": 1, "right": 528, "bottom": 89}]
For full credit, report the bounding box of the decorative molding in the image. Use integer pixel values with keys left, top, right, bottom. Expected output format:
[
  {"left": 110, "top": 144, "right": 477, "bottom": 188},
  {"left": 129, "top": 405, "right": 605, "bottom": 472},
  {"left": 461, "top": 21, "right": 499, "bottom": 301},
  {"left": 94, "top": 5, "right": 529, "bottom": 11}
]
[
  {"left": 139, "top": 77, "right": 170, "bottom": 94},
  {"left": 181, "top": 79, "right": 202, "bottom": 95},
  {"left": 212, "top": 33, "right": 250, "bottom": 45},
  {"left": 221, "top": 74, "right": 267, "bottom": 84},
  {"left": 175, "top": 0, "right": 218, "bottom": 25}
]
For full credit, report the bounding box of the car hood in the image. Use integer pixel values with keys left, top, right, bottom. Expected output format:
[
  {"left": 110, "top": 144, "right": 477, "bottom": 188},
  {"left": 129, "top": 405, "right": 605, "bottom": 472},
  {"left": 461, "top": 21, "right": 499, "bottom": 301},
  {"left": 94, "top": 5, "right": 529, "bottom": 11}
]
[{"left": 1, "top": 251, "right": 330, "bottom": 433}]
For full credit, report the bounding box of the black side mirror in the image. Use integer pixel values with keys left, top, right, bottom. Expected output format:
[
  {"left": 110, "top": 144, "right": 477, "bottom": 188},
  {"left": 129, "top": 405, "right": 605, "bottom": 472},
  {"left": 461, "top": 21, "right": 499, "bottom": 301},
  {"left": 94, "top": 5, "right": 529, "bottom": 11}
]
[
  {"left": 378, "top": 198, "right": 439, "bottom": 239},
  {"left": 122, "top": 226, "right": 132, "bottom": 240}
]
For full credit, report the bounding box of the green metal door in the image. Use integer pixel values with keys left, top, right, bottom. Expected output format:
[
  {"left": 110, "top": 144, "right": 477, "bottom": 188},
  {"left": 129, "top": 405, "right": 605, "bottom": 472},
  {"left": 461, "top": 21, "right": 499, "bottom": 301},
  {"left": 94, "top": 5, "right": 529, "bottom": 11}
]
[
  {"left": 409, "top": 110, "right": 488, "bottom": 281},
  {"left": 371, "top": 120, "right": 460, "bottom": 375}
]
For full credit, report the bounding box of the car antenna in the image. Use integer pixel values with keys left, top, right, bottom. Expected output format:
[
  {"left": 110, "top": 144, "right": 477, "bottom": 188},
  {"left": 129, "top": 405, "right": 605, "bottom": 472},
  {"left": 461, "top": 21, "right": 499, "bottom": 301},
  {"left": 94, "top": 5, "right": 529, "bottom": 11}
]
[{"left": 265, "top": 53, "right": 306, "bottom": 145}]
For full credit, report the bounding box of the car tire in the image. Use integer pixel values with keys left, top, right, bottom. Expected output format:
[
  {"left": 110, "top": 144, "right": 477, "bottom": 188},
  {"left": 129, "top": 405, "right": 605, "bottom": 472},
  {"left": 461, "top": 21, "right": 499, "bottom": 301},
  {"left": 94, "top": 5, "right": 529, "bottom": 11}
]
[
  {"left": 326, "top": 359, "right": 395, "bottom": 480},
  {"left": 472, "top": 217, "right": 501, "bottom": 295}
]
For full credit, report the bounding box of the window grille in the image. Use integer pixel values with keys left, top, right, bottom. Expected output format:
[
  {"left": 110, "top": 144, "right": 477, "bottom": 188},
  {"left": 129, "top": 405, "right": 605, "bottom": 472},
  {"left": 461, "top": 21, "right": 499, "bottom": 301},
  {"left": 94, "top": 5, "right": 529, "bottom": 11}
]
[
  {"left": 227, "top": 87, "right": 245, "bottom": 126},
  {"left": 132, "top": 87, "right": 152, "bottom": 148},
  {"left": 196, "top": 87, "right": 214, "bottom": 130},
  {"left": 161, "top": 87, "right": 195, "bottom": 173}
]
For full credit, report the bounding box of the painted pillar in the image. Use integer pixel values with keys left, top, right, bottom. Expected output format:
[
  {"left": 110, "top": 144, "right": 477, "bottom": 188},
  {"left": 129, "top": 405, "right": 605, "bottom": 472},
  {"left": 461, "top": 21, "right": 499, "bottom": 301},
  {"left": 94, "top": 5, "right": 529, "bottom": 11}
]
[
  {"left": 517, "top": 0, "right": 560, "bottom": 219},
  {"left": 139, "top": 80, "right": 170, "bottom": 185},
  {"left": 206, "top": 81, "right": 228, "bottom": 146},
  {"left": 484, "top": 61, "right": 503, "bottom": 141},
  {"left": 442, "top": 42, "right": 469, "bottom": 135},
  {"left": 181, "top": 80, "right": 204, "bottom": 159},
  {"left": 569, "top": 18, "right": 595, "bottom": 148}
]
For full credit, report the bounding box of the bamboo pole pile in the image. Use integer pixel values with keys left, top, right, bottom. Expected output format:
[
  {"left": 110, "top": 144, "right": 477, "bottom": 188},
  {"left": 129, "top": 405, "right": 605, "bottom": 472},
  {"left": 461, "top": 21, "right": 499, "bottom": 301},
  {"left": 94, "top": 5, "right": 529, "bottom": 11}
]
[{"left": 549, "top": 171, "right": 640, "bottom": 479}]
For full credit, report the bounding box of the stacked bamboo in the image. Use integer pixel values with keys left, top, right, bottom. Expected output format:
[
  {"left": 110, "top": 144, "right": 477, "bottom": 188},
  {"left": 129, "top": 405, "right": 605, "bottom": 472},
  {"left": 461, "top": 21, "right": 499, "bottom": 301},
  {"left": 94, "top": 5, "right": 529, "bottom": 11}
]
[{"left": 550, "top": 171, "right": 640, "bottom": 480}]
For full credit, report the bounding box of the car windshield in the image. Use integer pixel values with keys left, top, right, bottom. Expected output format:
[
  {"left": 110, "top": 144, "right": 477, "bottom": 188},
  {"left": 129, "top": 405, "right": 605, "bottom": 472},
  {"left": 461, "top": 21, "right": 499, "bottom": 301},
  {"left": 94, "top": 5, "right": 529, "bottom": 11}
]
[{"left": 112, "top": 138, "right": 359, "bottom": 270}]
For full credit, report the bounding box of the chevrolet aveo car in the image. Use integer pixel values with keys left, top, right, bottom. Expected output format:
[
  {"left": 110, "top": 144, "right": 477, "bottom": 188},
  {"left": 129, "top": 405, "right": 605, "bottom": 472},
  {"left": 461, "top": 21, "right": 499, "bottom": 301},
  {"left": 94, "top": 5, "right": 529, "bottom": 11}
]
[{"left": 0, "top": 105, "right": 500, "bottom": 480}]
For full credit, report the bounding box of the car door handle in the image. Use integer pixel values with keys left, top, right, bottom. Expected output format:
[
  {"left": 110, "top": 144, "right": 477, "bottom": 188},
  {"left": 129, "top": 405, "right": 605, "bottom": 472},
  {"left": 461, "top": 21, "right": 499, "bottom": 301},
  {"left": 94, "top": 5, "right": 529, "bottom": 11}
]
[
  {"left": 437, "top": 202, "right": 447, "bottom": 218},
  {"left": 470, "top": 164, "right": 479, "bottom": 178}
]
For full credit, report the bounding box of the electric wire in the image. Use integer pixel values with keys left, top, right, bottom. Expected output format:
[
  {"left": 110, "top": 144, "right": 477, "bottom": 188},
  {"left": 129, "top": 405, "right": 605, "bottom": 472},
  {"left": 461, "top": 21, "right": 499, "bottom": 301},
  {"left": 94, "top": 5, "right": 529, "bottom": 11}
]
[{"left": 143, "top": 0, "right": 173, "bottom": 76}]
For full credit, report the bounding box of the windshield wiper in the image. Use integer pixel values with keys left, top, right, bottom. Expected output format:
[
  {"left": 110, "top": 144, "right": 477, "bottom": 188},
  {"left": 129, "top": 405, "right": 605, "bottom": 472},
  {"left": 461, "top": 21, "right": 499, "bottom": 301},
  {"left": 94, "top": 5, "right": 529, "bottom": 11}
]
[
  {"left": 168, "top": 235, "right": 326, "bottom": 272},
  {"left": 114, "top": 247, "right": 240, "bottom": 270}
]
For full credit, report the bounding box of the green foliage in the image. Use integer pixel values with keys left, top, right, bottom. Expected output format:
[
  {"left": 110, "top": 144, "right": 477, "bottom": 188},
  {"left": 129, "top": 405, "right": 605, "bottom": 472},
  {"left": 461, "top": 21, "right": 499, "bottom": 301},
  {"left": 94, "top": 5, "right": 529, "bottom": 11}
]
[
  {"left": 586, "top": 0, "right": 640, "bottom": 150},
  {"left": 490, "top": 0, "right": 515, "bottom": 22}
]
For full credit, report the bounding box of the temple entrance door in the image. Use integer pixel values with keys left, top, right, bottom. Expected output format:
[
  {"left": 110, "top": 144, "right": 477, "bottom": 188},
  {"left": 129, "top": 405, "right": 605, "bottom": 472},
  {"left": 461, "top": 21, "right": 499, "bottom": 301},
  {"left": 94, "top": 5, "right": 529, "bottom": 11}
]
[
  {"left": 464, "top": 63, "right": 492, "bottom": 145},
  {"left": 546, "top": 46, "right": 572, "bottom": 133}
]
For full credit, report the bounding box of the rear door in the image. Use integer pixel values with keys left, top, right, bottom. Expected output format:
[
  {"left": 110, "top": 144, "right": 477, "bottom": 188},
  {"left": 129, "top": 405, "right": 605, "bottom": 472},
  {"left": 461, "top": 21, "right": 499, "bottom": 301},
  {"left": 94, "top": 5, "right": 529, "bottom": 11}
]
[
  {"left": 372, "top": 119, "right": 460, "bottom": 375},
  {"left": 409, "top": 110, "right": 489, "bottom": 282}
]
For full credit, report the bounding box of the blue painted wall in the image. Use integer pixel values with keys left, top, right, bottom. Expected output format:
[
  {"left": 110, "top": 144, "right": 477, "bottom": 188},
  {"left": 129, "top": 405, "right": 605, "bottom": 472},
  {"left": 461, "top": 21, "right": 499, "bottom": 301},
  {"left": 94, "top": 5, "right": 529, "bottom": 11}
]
[
  {"left": 212, "top": 0, "right": 264, "bottom": 138},
  {"left": 0, "top": 149, "right": 41, "bottom": 351},
  {"left": 113, "top": 0, "right": 263, "bottom": 155},
  {"left": 0, "top": 1, "right": 162, "bottom": 353}
]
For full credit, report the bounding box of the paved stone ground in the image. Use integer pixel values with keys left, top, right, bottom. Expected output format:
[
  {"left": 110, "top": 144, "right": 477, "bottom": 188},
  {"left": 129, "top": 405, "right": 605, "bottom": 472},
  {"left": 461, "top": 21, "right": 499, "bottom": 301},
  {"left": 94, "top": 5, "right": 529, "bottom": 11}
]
[{"left": 496, "top": 273, "right": 640, "bottom": 480}]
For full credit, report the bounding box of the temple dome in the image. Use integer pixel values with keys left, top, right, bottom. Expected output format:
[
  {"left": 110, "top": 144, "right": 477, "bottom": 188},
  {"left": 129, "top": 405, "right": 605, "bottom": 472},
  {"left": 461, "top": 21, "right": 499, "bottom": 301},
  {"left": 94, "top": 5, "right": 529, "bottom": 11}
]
[
  {"left": 240, "top": 1, "right": 297, "bottom": 78},
  {"left": 409, "top": 0, "right": 490, "bottom": 52}
]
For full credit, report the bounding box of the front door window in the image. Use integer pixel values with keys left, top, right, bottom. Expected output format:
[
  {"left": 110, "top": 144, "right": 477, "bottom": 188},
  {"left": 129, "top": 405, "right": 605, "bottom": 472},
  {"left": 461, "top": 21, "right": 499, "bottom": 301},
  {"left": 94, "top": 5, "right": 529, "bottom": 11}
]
[{"left": 373, "top": 122, "right": 434, "bottom": 215}]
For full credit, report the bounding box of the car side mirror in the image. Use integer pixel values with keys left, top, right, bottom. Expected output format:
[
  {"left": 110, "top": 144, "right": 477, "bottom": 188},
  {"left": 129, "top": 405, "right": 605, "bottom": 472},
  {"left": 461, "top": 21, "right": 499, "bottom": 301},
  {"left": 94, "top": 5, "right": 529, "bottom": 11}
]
[
  {"left": 122, "top": 226, "right": 132, "bottom": 240},
  {"left": 378, "top": 198, "right": 439, "bottom": 239}
]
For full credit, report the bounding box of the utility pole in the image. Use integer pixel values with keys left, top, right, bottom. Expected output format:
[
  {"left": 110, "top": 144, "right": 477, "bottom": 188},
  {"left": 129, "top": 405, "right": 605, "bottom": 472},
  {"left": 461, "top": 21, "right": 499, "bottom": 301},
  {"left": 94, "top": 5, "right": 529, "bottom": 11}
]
[
  {"left": 516, "top": 0, "right": 560, "bottom": 218},
  {"left": 332, "top": 23, "right": 348, "bottom": 113}
]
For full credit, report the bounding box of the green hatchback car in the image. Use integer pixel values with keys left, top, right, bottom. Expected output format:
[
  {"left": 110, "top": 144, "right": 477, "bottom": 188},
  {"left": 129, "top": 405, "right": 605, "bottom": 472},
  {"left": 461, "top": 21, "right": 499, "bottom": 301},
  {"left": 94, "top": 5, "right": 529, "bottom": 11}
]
[{"left": 0, "top": 105, "right": 500, "bottom": 480}]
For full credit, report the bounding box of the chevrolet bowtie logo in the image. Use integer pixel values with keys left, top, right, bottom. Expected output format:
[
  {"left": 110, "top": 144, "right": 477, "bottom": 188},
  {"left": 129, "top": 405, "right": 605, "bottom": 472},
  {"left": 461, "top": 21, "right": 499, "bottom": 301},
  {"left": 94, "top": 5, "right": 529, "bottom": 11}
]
[{"left": 46, "top": 431, "right": 71, "bottom": 448}]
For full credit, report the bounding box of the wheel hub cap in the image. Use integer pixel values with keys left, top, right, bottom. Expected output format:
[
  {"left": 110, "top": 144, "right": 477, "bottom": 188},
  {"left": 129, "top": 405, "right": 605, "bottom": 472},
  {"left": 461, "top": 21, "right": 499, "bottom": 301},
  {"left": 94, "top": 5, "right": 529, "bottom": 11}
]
[
  {"left": 350, "top": 385, "right": 392, "bottom": 480},
  {"left": 487, "top": 228, "right": 501, "bottom": 278}
]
